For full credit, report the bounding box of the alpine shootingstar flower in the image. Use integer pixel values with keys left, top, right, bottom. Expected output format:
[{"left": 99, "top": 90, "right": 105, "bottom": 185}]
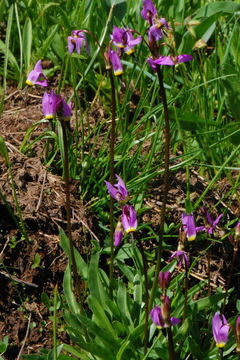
[
  {"left": 121, "top": 205, "right": 137, "bottom": 233},
  {"left": 114, "top": 221, "right": 124, "bottom": 247},
  {"left": 182, "top": 213, "right": 197, "bottom": 241},
  {"left": 203, "top": 208, "right": 223, "bottom": 235},
  {"left": 236, "top": 316, "right": 240, "bottom": 352},
  {"left": 150, "top": 299, "right": 181, "bottom": 329},
  {"left": 141, "top": 0, "right": 158, "bottom": 25},
  {"left": 108, "top": 49, "right": 123, "bottom": 76},
  {"left": 26, "top": 60, "right": 48, "bottom": 87},
  {"left": 159, "top": 271, "right": 171, "bottom": 290},
  {"left": 212, "top": 312, "right": 230, "bottom": 348},
  {"left": 42, "top": 91, "right": 61, "bottom": 119},
  {"left": 68, "top": 30, "right": 89, "bottom": 55},
  {"left": 169, "top": 250, "right": 190, "bottom": 269},
  {"left": 148, "top": 55, "right": 193, "bottom": 71},
  {"left": 105, "top": 174, "right": 128, "bottom": 201},
  {"left": 110, "top": 26, "right": 142, "bottom": 55}
]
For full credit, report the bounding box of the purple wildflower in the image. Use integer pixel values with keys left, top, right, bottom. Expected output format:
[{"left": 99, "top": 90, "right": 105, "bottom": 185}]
[
  {"left": 114, "top": 221, "right": 124, "bottom": 246},
  {"left": 203, "top": 208, "right": 223, "bottom": 235},
  {"left": 110, "top": 26, "right": 142, "bottom": 55},
  {"left": 159, "top": 271, "right": 171, "bottom": 290},
  {"left": 68, "top": 30, "right": 89, "bottom": 55},
  {"left": 150, "top": 302, "right": 181, "bottom": 329},
  {"left": 212, "top": 312, "right": 230, "bottom": 348},
  {"left": 148, "top": 18, "right": 170, "bottom": 44},
  {"left": 169, "top": 250, "right": 190, "bottom": 269},
  {"left": 121, "top": 205, "right": 137, "bottom": 233},
  {"left": 236, "top": 316, "right": 240, "bottom": 352},
  {"left": 235, "top": 222, "right": 240, "bottom": 238},
  {"left": 153, "top": 54, "right": 193, "bottom": 66},
  {"left": 105, "top": 174, "right": 128, "bottom": 201},
  {"left": 108, "top": 49, "right": 123, "bottom": 76},
  {"left": 56, "top": 97, "right": 72, "bottom": 121},
  {"left": 182, "top": 213, "right": 197, "bottom": 241},
  {"left": 26, "top": 60, "right": 48, "bottom": 87},
  {"left": 141, "top": 0, "right": 157, "bottom": 25},
  {"left": 42, "top": 91, "right": 61, "bottom": 119}
]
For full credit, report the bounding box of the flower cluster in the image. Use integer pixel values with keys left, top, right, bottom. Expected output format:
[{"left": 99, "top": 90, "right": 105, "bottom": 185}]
[
  {"left": 108, "top": 27, "right": 142, "bottom": 76},
  {"left": 105, "top": 175, "right": 137, "bottom": 246},
  {"left": 150, "top": 271, "right": 181, "bottom": 329},
  {"left": 26, "top": 61, "right": 72, "bottom": 121},
  {"left": 141, "top": 0, "right": 193, "bottom": 70},
  {"left": 68, "top": 30, "right": 89, "bottom": 55}
]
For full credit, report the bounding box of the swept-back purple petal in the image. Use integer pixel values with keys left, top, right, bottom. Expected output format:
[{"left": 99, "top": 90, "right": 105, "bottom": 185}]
[
  {"left": 176, "top": 54, "right": 193, "bottom": 63},
  {"left": 141, "top": 0, "right": 157, "bottom": 23},
  {"left": 68, "top": 37, "right": 75, "bottom": 54},
  {"left": 170, "top": 317, "right": 181, "bottom": 326},
  {"left": 34, "top": 60, "right": 43, "bottom": 72},
  {"left": 154, "top": 56, "right": 175, "bottom": 66},
  {"left": 213, "top": 214, "right": 223, "bottom": 227}
]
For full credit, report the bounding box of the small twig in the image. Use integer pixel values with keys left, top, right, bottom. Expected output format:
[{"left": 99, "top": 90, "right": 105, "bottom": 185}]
[
  {"left": 35, "top": 170, "right": 47, "bottom": 212},
  {"left": 0, "top": 270, "right": 38, "bottom": 288},
  {"left": 16, "top": 312, "right": 32, "bottom": 360}
]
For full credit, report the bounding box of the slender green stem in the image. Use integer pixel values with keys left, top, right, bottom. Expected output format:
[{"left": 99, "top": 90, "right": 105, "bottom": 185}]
[
  {"left": 167, "top": 327, "right": 176, "bottom": 360},
  {"left": 53, "top": 285, "right": 58, "bottom": 360},
  {"left": 222, "top": 241, "right": 238, "bottom": 312},
  {"left": 61, "top": 120, "right": 83, "bottom": 312},
  {"left": 149, "top": 65, "right": 170, "bottom": 310},
  {"left": 183, "top": 264, "right": 188, "bottom": 320},
  {"left": 8, "top": 162, "right": 29, "bottom": 241},
  {"left": 219, "top": 348, "right": 223, "bottom": 360},
  {"left": 207, "top": 244, "right": 211, "bottom": 296},
  {"left": 136, "top": 235, "right": 149, "bottom": 354},
  {"left": 108, "top": 69, "right": 116, "bottom": 300}
]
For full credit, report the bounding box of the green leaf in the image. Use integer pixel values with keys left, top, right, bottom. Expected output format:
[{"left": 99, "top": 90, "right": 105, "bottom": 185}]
[
  {"left": 168, "top": 106, "right": 217, "bottom": 131},
  {"left": 116, "top": 338, "right": 130, "bottom": 360},
  {"left": 0, "top": 136, "right": 9, "bottom": 165},
  {"left": 36, "top": 24, "right": 59, "bottom": 59},
  {"left": 104, "top": 0, "right": 126, "bottom": 20},
  {"left": 133, "top": 273, "right": 142, "bottom": 305},
  {"left": 22, "top": 17, "right": 32, "bottom": 72},
  {"left": 88, "top": 252, "right": 107, "bottom": 306},
  {"left": 63, "top": 263, "right": 81, "bottom": 314},
  {"left": 88, "top": 295, "right": 117, "bottom": 338},
  {"left": 196, "top": 2, "right": 240, "bottom": 18},
  {"left": 191, "top": 292, "right": 226, "bottom": 311},
  {"left": 59, "top": 228, "right": 88, "bottom": 279},
  {"left": 117, "top": 280, "right": 133, "bottom": 327}
]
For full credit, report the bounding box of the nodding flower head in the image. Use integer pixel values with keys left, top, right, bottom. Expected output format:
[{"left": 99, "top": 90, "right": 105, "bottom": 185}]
[
  {"left": 182, "top": 213, "right": 197, "bottom": 241},
  {"left": 236, "top": 316, "right": 240, "bottom": 352},
  {"left": 68, "top": 30, "right": 90, "bottom": 55},
  {"left": 141, "top": 0, "right": 158, "bottom": 25},
  {"left": 114, "top": 221, "right": 124, "bottom": 247},
  {"left": 26, "top": 60, "right": 48, "bottom": 87},
  {"left": 212, "top": 312, "right": 230, "bottom": 348},
  {"left": 110, "top": 26, "right": 142, "bottom": 55},
  {"left": 56, "top": 97, "right": 72, "bottom": 121},
  {"left": 42, "top": 91, "right": 61, "bottom": 119},
  {"left": 169, "top": 250, "right": 190, "bottom": 269},
  {"left": 153, "top": 54, "right": 193, "bottom": 67},
  {"left": 105, "top": 174, "right": 128, "bottom": 201},
  {"left": 150, "top": 299, "right": 181, "bottom": 329},
  {"left": 108, "top": 49, "right": 123, "bottom": 76},
  {"left": 203, "top": 207, "right": 223, "bottom": 235},
  {"left": 121, "top": 205, "right": 137, "bottom": 233},
  {"left": 159, "top": 271, "right": 171, "bottom": 291},
  {"left": 148, "top": 18, "right": 170, "bottom": 45}
]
